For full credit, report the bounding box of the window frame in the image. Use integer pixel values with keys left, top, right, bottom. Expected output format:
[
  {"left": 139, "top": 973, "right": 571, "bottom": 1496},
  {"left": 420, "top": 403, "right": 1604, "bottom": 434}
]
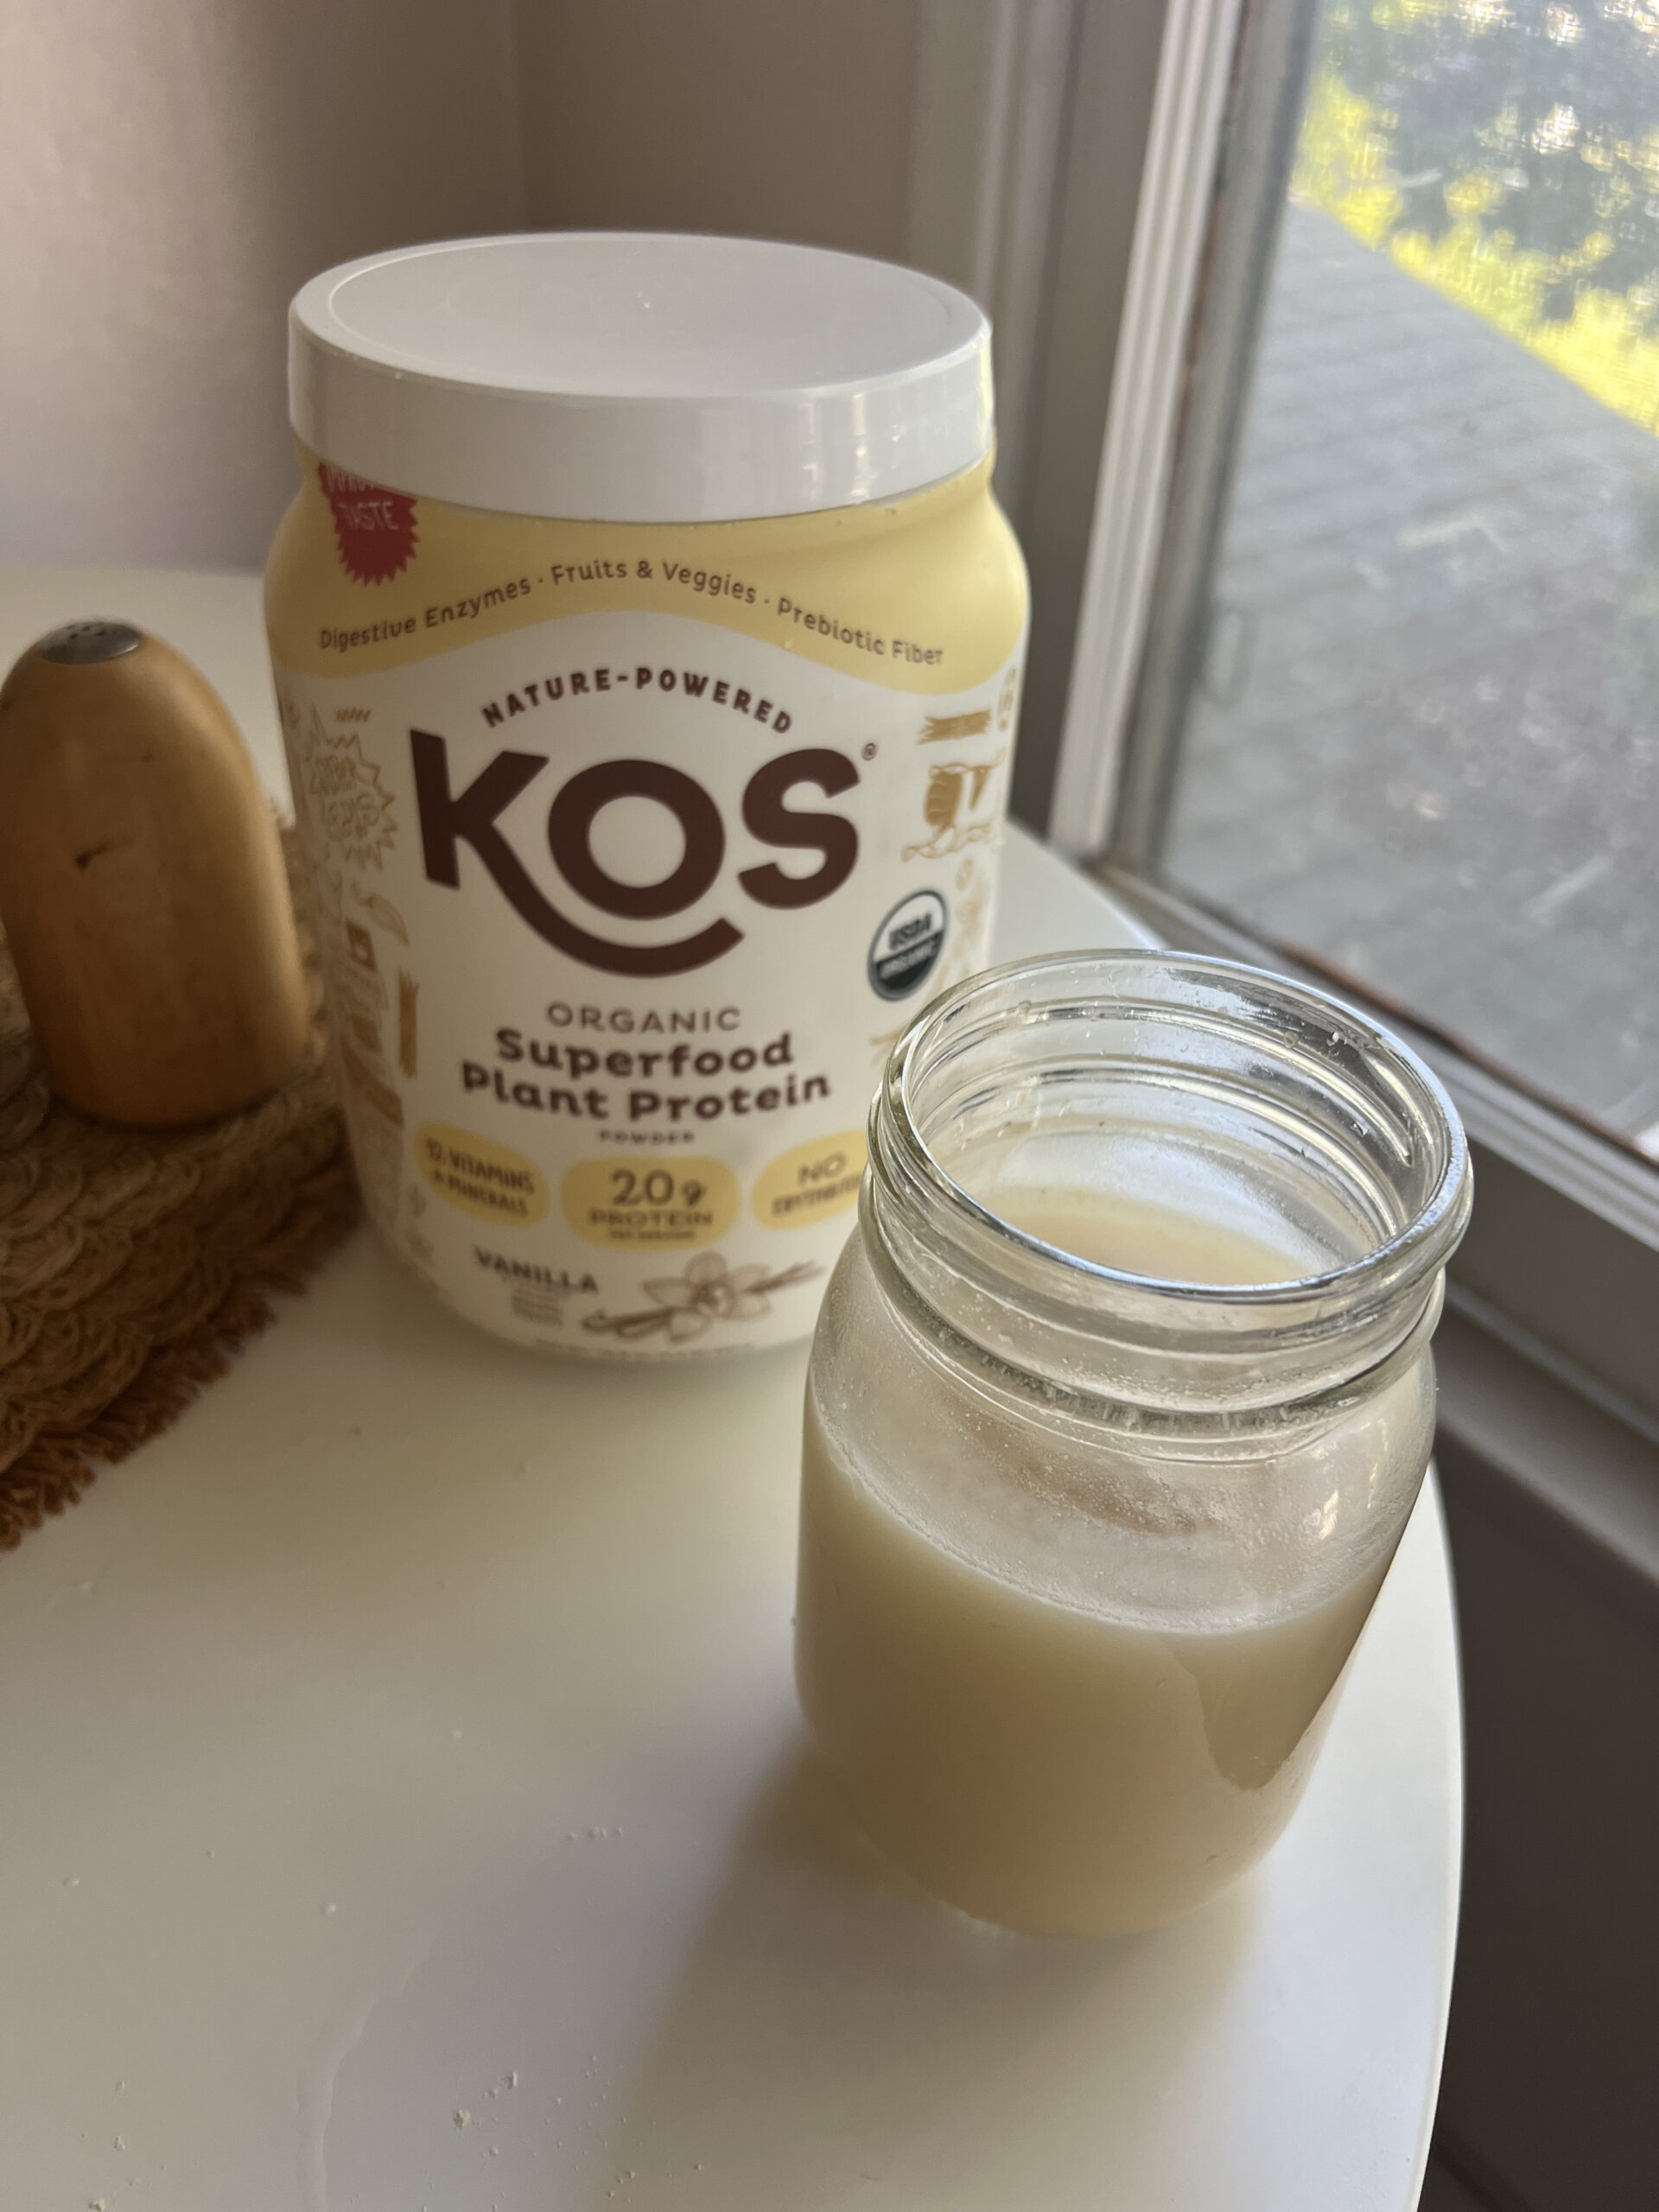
[
  {"left": 1103, "top": 866, "right": 1659, "bottom": 1435},
  {"left": 1009, "top": 0, "right": 1659, "bottom": 1448}
]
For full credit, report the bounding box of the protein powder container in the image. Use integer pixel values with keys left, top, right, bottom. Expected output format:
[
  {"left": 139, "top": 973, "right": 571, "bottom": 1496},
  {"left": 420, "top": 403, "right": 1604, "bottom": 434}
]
[{"left": 265, "top": 232, "right": 1027, "bottom": 1355}]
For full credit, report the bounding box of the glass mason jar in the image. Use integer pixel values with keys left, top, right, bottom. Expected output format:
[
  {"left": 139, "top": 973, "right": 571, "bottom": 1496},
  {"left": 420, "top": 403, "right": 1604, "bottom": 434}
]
[{"left": 795, "top": 951, "right": 1471, "bottom": 1937}]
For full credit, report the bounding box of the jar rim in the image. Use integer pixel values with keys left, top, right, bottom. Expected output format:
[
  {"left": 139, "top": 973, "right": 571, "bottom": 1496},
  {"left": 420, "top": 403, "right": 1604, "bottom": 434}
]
[{"left": 867, "top": 950, "right": 1472, "bottom": 1409}]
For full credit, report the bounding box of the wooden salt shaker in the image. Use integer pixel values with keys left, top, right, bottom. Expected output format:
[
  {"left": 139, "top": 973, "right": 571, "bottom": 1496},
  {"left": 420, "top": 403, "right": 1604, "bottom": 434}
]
[{"left": 0, "top": 620, "right": 308, "bottom": 1126}]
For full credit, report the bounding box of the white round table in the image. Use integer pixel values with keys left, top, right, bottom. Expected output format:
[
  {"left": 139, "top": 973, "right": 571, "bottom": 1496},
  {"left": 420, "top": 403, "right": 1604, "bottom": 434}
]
[{"left": 0, "top": 570, "right": 1458, "bottom": 2210}]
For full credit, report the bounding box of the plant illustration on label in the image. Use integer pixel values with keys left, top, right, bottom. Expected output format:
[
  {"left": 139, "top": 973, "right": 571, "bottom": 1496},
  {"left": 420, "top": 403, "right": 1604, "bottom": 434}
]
[
  {"left": 903, "top": 751, "right": 1008, "bottom": 861},
  {"left": 582, "top": 1250, "right": 820, "bottom": 1343}
]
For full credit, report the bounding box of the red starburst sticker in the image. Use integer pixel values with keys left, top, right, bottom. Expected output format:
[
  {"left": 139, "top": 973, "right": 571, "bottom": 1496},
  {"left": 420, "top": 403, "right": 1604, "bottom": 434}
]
[{"left": 318, "top": 463, "right": 418, "bottom": 584}]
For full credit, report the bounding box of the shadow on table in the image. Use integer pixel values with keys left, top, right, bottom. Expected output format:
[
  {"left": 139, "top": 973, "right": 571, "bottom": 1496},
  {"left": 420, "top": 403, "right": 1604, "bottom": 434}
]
[
  {"left": 603, "top": 1745, "right": 1255, "bottom": 2210},
  {"left": 319, "top": 1724, "right": 1254, "bottom": 2210}
]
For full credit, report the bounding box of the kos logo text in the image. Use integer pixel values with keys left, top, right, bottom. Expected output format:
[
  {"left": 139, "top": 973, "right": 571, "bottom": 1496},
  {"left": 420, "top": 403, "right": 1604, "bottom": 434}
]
[{"left": 410, "top": 730, "right": 860, "bottom": 977}]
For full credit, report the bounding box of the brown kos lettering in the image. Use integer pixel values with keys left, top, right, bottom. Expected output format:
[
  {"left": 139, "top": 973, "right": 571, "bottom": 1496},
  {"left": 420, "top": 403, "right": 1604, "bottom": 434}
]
[{"left": 410, "top": 730, "right": 860, "bottom": 976}]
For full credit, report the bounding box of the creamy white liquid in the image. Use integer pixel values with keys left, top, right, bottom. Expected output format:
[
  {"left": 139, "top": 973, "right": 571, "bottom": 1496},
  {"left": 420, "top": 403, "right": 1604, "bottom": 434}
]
[
  {"left": 995, "top": 1184, "right": 1309, "bottom": 1286},
  {"left": 795, "top": 1192, "right": 1397, "bottom": 1936}
]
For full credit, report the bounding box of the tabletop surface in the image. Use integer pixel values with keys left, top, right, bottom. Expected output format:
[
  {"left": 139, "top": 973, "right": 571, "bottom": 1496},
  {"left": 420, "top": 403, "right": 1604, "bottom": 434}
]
[{"left": 0, "top": 569, "right": 1459, "bottom": 2211}]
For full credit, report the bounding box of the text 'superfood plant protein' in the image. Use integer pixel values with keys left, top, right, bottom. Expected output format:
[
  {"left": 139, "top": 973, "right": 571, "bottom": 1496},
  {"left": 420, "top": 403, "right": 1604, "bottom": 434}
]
[{"left": 266, "top": 232, "right": 1027, "bottom": 1353}]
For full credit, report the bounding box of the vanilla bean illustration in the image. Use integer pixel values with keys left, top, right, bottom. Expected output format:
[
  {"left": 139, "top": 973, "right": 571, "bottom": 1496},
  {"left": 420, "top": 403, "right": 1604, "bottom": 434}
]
[{"left": 582, "top": 1251, "right": 821, "bottom": 1342}]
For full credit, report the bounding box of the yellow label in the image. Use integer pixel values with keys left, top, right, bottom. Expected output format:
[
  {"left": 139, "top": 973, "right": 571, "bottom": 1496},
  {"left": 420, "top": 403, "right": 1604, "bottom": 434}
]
[
  {"left": 752, "top": 1128, "right": 867, "bottom": 1229},
  {"left": 265, "top": 445, "right": 1027, "bottom": 693},
  {"left": 416, "top": 1123, "right": 549, "bottom": 1225},
  {"left": 561, "top": 1154, "right": 739, "bottom": 1249}
]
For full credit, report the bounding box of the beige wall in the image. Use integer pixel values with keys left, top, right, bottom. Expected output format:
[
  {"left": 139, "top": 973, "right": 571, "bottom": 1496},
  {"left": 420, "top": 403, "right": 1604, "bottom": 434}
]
[
  {"left": 3, "top": 0, "right": 523, "bottom": 571},
  {"left": 2, "top": 0, "right": 937, "bottom": 576},
  {"left": 518, "top": 0, "right": 921, "bottom": 258},
  {"left": 2, "top": 0, "right": 1130, "bottom": 835}
]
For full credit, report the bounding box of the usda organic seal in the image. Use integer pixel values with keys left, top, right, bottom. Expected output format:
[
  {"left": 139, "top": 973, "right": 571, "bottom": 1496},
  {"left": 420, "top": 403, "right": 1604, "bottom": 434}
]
[{"left": 868, "top": 889, "right": 948, "bottom": 1000}]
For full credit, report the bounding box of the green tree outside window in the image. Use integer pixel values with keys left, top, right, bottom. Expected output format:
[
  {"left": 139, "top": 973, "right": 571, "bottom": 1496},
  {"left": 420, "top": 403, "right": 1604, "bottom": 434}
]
[{"left": 1298, "top": 0, "right": 1659, "bottom": 428}]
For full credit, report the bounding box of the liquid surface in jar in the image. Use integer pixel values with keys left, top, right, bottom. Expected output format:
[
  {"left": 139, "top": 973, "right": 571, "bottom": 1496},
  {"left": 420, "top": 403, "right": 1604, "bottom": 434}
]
[
  {"left": 988, "top": 1184, "right": 1309, "bottom": 1284},
  {"left": 795, "top": 1188, "right": 1401, "bottom": 1937}
]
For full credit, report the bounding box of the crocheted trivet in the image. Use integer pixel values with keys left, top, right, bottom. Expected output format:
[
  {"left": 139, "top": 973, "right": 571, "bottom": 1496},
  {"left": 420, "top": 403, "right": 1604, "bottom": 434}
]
[{"left": 0, "top": 838, "right": 356, "bottom": 1548}]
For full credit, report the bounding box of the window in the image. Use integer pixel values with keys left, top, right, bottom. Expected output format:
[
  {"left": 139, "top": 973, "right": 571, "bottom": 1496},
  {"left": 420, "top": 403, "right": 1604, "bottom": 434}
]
[
  {"left": 1072, "top": 0, "right": 1659, "bottom": 1158},
  {"left": 1020, "top": 25, "right": 1659, "bottom": 2190},
  {"left": 1036, "top": 0, "right": 1659, "bottom": 1427},
  {"left": 1179, "top": 0, "right": 1659, "bottom": 1156}
]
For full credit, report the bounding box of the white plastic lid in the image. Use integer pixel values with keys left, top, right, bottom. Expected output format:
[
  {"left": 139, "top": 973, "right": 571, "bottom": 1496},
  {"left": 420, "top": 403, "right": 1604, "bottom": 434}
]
[{"left": 289, "top": 232, "right": 993, "bottom": 524}]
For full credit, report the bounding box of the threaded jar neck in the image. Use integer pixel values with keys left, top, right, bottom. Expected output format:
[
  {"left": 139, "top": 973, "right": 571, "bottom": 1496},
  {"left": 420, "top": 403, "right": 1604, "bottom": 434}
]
[{"left": 865, "top": 952, "right": 1471, "bottom": 1417}]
